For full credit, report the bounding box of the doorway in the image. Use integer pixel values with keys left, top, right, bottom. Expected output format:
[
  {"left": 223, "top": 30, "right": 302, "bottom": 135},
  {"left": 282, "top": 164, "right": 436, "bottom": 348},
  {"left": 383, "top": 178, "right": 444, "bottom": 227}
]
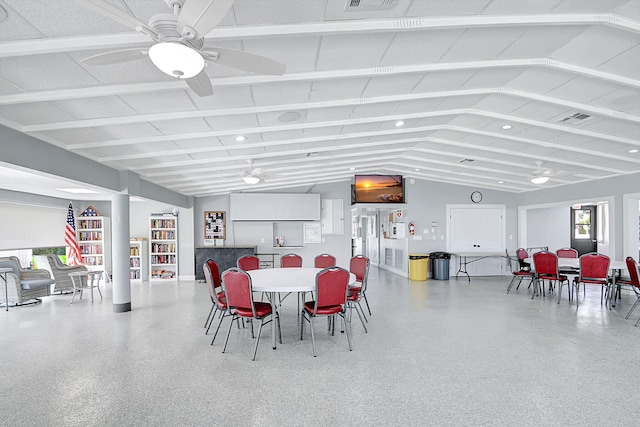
[{"left": 570, "top": 206, "right": 597, "bottom": 256}]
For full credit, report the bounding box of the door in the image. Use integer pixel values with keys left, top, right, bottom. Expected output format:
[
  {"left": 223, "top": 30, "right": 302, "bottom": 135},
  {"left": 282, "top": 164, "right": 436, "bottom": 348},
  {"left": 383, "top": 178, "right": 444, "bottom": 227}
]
[{"left": 571, "top": 206, "right": 597, "bottom": 256}]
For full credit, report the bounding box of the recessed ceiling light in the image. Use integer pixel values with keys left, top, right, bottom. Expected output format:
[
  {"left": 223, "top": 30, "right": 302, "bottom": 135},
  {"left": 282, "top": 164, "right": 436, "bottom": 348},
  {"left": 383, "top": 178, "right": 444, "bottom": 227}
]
[
  {"left": 349, "top": 167, "right": 355, "bottom": 171},
  {"left": 414, "top": 168, "right": 420, "bottom": 171},
  {"left": 56, "top": 188, "right": 100, "bottom": 194},
  {"left": 629, "top": 149, "right": 639, "bottom": 153},
  {"left": 498, "top": 181, "right": 504, "bottom": 184},
  {"left": 235, "top": 135, "right": 247, "bottom": 142},
  {"left": 394, "top": 120, "right": 405, "bottom": 127},
  {"left": 278, "top": 111, "right": 301, "bottom": 123},
  {"left": 501, "top": 124, "right": 512, "bottom": 130}
]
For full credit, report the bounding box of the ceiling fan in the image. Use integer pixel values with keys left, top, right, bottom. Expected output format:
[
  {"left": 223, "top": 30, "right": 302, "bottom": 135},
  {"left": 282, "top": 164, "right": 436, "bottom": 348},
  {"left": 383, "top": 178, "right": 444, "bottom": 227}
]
[
  {"left": 241, "top": 159, "right": 266, "bottom": 184},
  {"left": 530, "top": 161, "right": 554, "bottom": 184},
  {"left": 78, "top": 0, "right": 286, "bottom": 96}
]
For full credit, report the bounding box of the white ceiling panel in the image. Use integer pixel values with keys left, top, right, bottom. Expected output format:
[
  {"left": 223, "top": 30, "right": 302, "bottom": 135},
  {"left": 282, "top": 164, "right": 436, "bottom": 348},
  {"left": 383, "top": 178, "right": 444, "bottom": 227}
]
[
  {"left": 440, "top": 27, "right": 529, "bottom": 62},
  {"left": 309, "top": 78, "right": 369, "bottom": 102},
  {"left": 381, "top": 29, "right": 466, "bottom": 66},
  {"left": 550, "top": 25, "right": 639, "bottom": 68},
  {"left": 317, "top": 32, "right": 395, "bottom": 71},
  {"left": 407, "top": 0, "right": 492, "bottom": 17},
  {"left": 0, "top": 0, "right": 638, "bottom": 196}
]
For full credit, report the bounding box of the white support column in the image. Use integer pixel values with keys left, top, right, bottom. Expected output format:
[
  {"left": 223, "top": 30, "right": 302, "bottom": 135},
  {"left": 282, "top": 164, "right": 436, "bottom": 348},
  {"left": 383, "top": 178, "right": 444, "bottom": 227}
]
[{"left": 112, "top": 193, "right": 131, "bottom": 312}]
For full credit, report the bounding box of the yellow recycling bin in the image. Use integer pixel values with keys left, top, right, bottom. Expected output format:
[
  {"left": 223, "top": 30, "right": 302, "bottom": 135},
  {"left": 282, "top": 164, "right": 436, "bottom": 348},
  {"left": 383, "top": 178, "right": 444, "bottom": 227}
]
[{"left": 408, "top": 254, "right": 429, "bottom": 281}]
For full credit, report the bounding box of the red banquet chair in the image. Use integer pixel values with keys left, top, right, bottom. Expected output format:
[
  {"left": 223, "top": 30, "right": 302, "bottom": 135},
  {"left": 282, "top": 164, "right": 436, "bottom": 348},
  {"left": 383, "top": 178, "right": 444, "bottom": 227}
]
[
  {"left": 617, "top": 257, "right": 640, "bottom": 325},
  {"left": 532, "top": 252, "right": 569, "bottom": 301},
  {"left": 506, "top": 249, "right": 534, "bottom": 294},
  {"left": 347, "top": 255, "right": 370, "bottom": 331},
  {"left": 280, "top": 253, "right": 302, "bottom": 268},
  {"left": 572, "top": 253, "right": 610, "bottom": 308},
  {"left": 556, "top": 247, "right": 580, "bottom": 275},
  {"left": 203, "top": 260, "right": 233, "bottom": 345},
  {"left": 300, "top": 267, "right": 352, "bottom": 357},
  {"left": 237, "top": 255, "right": 260, "bottom": 271},
  {"left": 221, "top": 268, "right": 281, "bottom": 361},
  {"left": 314, "top": 253, "right": 336, "bottom": 269}
]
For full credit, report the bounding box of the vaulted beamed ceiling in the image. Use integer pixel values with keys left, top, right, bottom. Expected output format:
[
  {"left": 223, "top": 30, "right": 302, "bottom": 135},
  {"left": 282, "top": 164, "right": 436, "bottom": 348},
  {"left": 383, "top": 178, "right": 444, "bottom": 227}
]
[{"left": 1, "top": 0, "right": 639, "bottom": 197}]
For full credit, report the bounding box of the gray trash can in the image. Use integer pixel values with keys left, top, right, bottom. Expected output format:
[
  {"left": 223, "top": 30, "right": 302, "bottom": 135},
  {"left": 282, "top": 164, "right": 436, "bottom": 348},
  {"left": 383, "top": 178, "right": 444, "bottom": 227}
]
[{"left": 430, "top": 252, "right": 451, "bottom": 280}]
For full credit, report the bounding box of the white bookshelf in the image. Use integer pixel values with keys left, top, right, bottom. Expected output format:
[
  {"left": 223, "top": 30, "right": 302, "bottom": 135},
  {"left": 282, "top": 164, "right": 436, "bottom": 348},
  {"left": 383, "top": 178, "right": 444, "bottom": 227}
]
[
  {"left": 77, "top": 216, "right": 111, "bottom": 274},
  {"left": 130, "top": 239, "right": 148, "bottom": 282},
  {"left": 149, "top": 214, "right": 178, "bottom": 281}
]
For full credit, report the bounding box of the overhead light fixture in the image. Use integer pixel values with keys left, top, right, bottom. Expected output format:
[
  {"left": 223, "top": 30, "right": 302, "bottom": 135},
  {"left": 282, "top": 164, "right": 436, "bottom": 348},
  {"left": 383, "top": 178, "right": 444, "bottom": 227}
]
[
  {"left": 414, "top": 168, "right": 420, "bottom": 171},
  {"left": 629, "top": 149, "right": 639, "bottom": 153},
  {"left": 394, "top": 120, "right": 405, "bottom": 127},
  {"left": 148, "top": 42, "right": 205, "bottom": 79},
  {"left": 349, "top": 167, "right": 355, "bottom": 171},
  {"left": 530, "top": 176, "right": 549, "bottom": 185},
  {"left": 498, "top": 181, "right": 504, "bottom": 184},
  {"left": 235, "top": 135, "right": 247, "bottom": 142},
  {"left": 501, "top": 124, "right": 512, "bottom": 130},
  {"left": 243, "top": 176, "right": 260, "bottom": 184}
]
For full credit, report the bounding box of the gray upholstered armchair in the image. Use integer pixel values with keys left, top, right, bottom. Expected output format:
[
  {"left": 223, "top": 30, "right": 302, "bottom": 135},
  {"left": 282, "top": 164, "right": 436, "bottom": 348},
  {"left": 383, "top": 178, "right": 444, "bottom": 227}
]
[
  {"left": 34, "top": 254, "right": 88, "bottom": 294},
  {"left": 0, "top": 256, "right": 54, "bottom": 306}
]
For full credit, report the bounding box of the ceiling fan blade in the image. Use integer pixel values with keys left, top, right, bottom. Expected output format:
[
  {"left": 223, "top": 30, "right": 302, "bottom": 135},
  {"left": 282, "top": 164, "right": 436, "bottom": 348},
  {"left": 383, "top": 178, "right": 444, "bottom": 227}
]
[
  {"left": 177, "top": 0, "right": 235, "bottom": 38},
  {"left": 79, "top": 0, "right": 153, "bottom": 33},
  {"left": 186, "top": 69, "right": 213, "bottom": 97},
  {"left": 80, "top": 48, "right": 148, "bottom": 66},
  {"left": 202, "top": 47, "right": 286, "bottom": 75}
]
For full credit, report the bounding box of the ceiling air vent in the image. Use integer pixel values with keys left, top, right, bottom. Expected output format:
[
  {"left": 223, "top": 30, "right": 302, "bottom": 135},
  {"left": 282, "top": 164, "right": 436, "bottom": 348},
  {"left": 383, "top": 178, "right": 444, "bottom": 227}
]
[
  {"left": 347, "top": 0, "right": 398, "bottom": 11},
  {"left": 557, "top": 112, "right": 592, "bottom": 125}
]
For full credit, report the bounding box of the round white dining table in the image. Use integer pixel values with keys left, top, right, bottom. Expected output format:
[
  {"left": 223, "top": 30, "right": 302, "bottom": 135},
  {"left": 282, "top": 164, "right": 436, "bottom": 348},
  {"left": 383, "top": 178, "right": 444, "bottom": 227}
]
[{"left": 247, "top": 267, "right": 356, "bottom": 349}]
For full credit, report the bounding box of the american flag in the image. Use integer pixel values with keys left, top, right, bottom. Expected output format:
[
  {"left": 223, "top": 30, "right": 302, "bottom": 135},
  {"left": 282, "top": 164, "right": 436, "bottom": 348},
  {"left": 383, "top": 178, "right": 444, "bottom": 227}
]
[{"left": 65, "top": 203, "right": 82, "bottom": 266}]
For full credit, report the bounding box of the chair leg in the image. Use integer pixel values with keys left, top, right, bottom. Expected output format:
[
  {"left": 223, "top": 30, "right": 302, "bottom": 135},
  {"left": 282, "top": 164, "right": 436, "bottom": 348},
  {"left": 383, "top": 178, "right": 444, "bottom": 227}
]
[
  {"left": 625, "top": 298, "right": 640, "bottom": 319},
  {"left": 204, "top": 304, "right": 215, "bottom": 329},
  {"left": 507, "top": 276, "right": 518, "bottom": 294},
  {"left": 222, "top": 314, "right": 236, "bottom": 354},
  {"left": 252, "top": 318, "right": 264, "bottom": 361},
  {"left": 309, "top": 316, "right": 317, "bottom": 357},
  {"left": 362, "top": 293, "right": 372, "bottom": 316},
  {"left": 205, "top": 306, "right": 219, "bottom": 334},
  {"left": 342, "top": 312, "right": 352, "bottom": 351},
  {"left": 210, "top": 310, "right": 229, "bottom": 346},
  {"left": 351, "top": 302, "right": 368, "bottom": 333}
]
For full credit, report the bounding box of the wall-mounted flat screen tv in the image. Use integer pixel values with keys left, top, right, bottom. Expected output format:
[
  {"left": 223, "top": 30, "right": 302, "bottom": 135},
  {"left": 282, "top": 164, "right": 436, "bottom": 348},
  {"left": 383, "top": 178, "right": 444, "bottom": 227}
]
[{"left": 353, "top": 175, "right": 404, "bottom": 204}]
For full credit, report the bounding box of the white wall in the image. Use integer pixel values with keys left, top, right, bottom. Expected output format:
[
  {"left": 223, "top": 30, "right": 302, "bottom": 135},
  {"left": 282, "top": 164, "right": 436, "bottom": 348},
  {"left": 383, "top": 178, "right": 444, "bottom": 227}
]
[{"left": 526, "top": 206, "right": 569, "bottom": 251}]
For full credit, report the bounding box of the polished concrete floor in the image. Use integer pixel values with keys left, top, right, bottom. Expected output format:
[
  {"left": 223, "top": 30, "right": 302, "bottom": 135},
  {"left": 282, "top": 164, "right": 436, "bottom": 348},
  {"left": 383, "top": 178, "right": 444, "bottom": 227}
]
[{"left": 1, "top": 267, "right": 639, "bottom": 426}]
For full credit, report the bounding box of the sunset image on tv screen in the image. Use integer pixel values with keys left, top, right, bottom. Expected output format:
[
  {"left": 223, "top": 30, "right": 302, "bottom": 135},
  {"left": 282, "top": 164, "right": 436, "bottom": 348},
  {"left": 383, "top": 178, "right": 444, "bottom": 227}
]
[{"left": 354, "top": 175, "right": 403, "bottom": 203}]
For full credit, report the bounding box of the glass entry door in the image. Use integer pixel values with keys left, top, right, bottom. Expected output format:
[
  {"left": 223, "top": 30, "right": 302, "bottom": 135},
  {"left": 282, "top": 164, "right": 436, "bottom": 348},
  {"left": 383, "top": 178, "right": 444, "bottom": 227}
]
[{"left": 570, "top": 206, "right": 597, "bottom": 256}]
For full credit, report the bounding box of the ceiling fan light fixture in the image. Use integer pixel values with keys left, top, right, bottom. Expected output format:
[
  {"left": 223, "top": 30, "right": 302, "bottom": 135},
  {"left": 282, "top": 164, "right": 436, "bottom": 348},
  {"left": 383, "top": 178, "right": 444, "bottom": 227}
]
[
  {"left": 243, "top": 175, "right": 260, "bottom": 184},
  {"left": 148, "top": 42, "right": 204, "bottom": 79},
  {"left": 530, "top": 176, "right": 549, "bottom": 184}
]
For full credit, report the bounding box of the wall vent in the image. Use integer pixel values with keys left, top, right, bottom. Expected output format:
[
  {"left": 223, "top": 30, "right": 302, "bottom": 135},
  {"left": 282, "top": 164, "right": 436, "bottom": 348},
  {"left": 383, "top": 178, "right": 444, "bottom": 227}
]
[
  {"left": 557, "top": 112, "right": 592, "bottom": 125},
  {"left": 347, "top": 0, "right": 398, "bottom": 11}
]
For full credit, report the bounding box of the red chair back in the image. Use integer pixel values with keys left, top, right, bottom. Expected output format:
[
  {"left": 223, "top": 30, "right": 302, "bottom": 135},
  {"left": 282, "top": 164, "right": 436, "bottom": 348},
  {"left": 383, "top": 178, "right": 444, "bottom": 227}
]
[
  {"left": 578, "top": 253, "right": 610, "bottom": 282},
  {"left": 533, "top": 252, "right": 559, "bottom": 277},
  {"left": 313, "top": 267, "right": 349, "bottom": 314},
  {"left": 205, "top": 259, "right": 222, "bottom": 288},
  {"left": 556, "top": 248, "right": 578, "bottom": 258},
  {"left": 349, "top": 255, "right": 369, "bottom": 282},
  {"left": 237, "top": 255, "right": 260, "bottom": 271},
  {"left": 516, "top": 248, "right": 529, "bottom": 261},
  {"left": 222, "top": 268, "right": 254, "bottom": 315},
  {"left": 625, "top": 257, "right": 639, "bottom": 287},
  {"left": 314, "top": 253, "right": 336, "bottom": 269},
  {"left": 281, "top": 253, "right": 302, "bottom": 268}
]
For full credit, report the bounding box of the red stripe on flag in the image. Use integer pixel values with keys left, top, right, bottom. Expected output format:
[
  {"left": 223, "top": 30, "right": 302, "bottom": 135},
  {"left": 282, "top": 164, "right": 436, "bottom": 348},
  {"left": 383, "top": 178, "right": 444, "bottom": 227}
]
[{"left": 65, "top": 204, "right": 83, "bottom": 266}]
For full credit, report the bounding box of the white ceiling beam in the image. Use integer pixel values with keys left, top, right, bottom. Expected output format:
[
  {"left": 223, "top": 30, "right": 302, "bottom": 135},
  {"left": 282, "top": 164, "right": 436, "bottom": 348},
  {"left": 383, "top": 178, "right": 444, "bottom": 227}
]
[
  {"left": 3, "top": 58, "right": 638, "bottom": 106},
  {"left": 1, "top": 14, "right": 638, "bottom": 58}
]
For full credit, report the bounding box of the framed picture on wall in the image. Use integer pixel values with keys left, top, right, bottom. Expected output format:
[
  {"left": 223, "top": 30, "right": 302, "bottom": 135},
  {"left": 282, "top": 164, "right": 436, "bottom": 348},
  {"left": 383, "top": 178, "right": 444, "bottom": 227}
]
[{"left": 204, "top": 211, "right": 226, "bottom": 242}]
